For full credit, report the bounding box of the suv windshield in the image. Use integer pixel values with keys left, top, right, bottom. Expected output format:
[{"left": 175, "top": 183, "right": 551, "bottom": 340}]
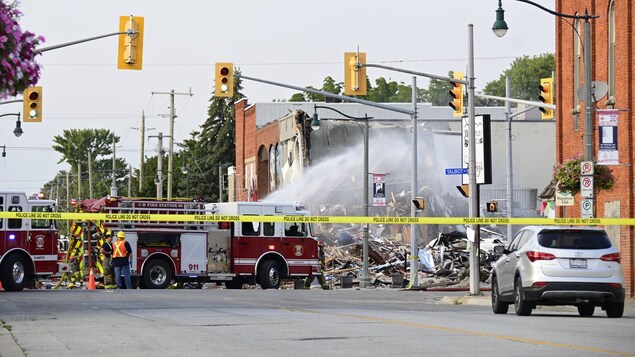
[{"left": 537, "top": 229, "right": 612, "bottom": 250}]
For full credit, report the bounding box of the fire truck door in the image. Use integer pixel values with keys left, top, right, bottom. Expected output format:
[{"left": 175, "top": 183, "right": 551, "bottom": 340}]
[
  {"left": 282, "top": 222, "right": 311, "bottom": 275},
  {"left": 180, "top": 233, "right": 207, "bottom": 274},
  {"left": 3, "top": 193, "right": 27, "bottom": 251}
]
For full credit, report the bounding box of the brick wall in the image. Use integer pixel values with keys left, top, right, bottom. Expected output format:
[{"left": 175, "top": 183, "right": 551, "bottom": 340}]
[{"left": 557, "top": 0, "right": 634, "bottom": 296}]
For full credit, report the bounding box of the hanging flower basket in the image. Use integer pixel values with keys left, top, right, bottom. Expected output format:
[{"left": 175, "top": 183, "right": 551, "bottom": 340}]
[
  {"left": 552, "top": 155, "right": 615, "bottom": 195},
  {"left": 0, "top": 1, "right": 45, "bottom": 100}
]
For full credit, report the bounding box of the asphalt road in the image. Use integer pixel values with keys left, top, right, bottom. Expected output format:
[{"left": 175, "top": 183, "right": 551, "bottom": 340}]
[{"left": 1, "top": 287, "right": 634, "bottom": 357}]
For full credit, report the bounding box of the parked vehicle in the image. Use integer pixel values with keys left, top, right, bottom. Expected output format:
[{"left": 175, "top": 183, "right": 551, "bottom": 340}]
[{"left": 491, "top": 226, "right": 625, "bottom": 317}]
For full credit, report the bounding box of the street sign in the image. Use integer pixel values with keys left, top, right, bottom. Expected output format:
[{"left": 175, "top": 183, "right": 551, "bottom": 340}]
[
  {"left": 580, "top": 176, "right": 594, "bottom": 198},
  {"left": 555, "top": 191, "right": 574, "bottom": 206},
  {"left": 445, "top": 168, "right": 468, "bottom": 175},
  {"left": 461, "top": 115, "right": 492, "bottom": 185},
  {"left": 581, "top": 199, "right": 594, "bottom": 218},
  {"left": 580, "top": 161, "right": 594, "bottom": 175}
]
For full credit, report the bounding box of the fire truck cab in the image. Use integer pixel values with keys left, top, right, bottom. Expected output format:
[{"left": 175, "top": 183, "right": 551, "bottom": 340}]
[
  {"left": 0, "top": 191, "right": 59, "bottom": 291},
  {"left": 206, "top": 201, "right": 320, "bottom": 289}
]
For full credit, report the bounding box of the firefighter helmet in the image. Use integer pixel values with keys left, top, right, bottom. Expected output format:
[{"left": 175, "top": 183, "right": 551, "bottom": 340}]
[
  {"left": 105, "top": 229, "right": 112, "bottom": 237},
  {"left": 117, "top": 231, "right": 126, "bottom": 239}
]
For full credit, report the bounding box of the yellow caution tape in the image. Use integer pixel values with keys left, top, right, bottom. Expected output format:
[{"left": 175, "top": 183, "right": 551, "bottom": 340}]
[{"left": 0, "top": 211, "right": 632, "bottom": 225}]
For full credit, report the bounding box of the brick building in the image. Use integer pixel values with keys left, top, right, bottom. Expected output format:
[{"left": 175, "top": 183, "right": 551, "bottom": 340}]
[{"left": 556, "top": 0, "right": 634, "bottom": 296}]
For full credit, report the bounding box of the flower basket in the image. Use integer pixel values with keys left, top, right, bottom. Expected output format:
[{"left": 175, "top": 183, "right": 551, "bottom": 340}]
[
  {"left": 552, "top": 155, "right": 615, "bottom": 195},
  {"left": 0, "top": 1, "right": 45, "bottom": 100}
]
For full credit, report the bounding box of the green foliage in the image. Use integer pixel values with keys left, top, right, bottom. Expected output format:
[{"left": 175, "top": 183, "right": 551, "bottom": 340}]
[
  {"left": 47, "top": 129, "right": 128, "bottom": 201},
  {"left": 482, "top": 53, "right": 555, "bottom": 105},
  {"left": 553, "top": 155, "right": 615, "bottom": 195}
]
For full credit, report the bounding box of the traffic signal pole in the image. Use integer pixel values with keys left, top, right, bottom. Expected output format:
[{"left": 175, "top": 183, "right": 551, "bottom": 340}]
[{"left": 37, "top": 31, "right": 132, "bottom": 53}]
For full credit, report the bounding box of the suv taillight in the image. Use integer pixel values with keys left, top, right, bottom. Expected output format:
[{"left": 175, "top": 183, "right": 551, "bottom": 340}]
[
  {"left": 601, "top": 252, "right": 621, "bottom": 263},
  {"left": 526, "top": 251, "right": 556, "bottom": 262}
]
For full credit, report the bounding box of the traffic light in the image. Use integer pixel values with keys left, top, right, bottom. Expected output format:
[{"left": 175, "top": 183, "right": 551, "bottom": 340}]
[
  {"left": 22, "top": 86, "right": 42, "bottom": 122},
  {"left": 487, "top": 201, "right": 498, "bottom": 213},
  {"left": 449, "top": 71, "right": 464, "bottom": 117},
  {"left": 539, "top": 77, "right": 554, "bottom": 119},
  {"left": 344, "top": 52, "right": 367, "bottom": 96},
  {"left": 214, "top": 62, "right": 234, "bottom": 97},
  {"left": 117, "top": 15, "right": 144, "bottom": 70}
]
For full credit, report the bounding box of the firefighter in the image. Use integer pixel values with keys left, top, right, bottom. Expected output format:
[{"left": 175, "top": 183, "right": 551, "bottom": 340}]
[
  {"left": 99, "top": 230, "right": 116, "bottom": 289},
  {"left": 305, "top": 241, "right": 329, "bottom": 290},
  {"left": 112, "top": 231, "right": 133, "bottom": 289}
]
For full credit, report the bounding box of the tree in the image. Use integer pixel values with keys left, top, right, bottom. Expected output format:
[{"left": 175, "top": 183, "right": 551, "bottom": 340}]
[
  {"left": 181, "top": 67, "right": 245, "bottom": 201},
  {"left": 0, "top": 1, "right": 45, "bottom": 99},
  {"left": 482, "top": 53, "right": 555, "bottom": 105},
  {"left": 51, "top": 129, "right": 128, "bottom": 198}
]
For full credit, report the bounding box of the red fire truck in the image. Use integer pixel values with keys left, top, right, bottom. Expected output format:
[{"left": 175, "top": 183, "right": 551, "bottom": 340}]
[
  {"left": 0, "top": 191, "right": 59, "bottom": 291},
  {"left": 76, "top": 196, "right": 321, "bottom": 289}
]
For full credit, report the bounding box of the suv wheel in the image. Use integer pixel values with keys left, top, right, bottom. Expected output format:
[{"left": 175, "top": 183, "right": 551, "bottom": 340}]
[
  {"left": 491, "top": 276, "right": 509, "bottom": 314},
  {"left": 577, "top": 304, "right": 595, "bottom": 317},
  {"left": 605, "top": 302, "right": 624, "bottom": 318},
  {"left": 514, "top": 277, "right": 532, "bottom": 316}
]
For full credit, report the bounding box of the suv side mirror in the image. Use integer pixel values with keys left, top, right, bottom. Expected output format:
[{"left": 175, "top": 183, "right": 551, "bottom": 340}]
[{"left": 493, "top": 245, "right": 506, "bottom": 255}]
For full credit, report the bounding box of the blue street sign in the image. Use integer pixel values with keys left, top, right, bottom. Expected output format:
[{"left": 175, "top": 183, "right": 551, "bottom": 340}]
[{"left": 445, "top": 168, "right": 468, "bottom": 175}]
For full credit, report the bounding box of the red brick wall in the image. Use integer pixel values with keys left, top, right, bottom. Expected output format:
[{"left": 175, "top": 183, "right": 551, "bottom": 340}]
[{"left": 557, "top": 0, "right": 634, "bottom": 296}]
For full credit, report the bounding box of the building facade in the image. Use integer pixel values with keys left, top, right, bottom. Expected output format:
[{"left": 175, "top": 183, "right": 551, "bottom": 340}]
[{"left": 556, "top": 0, "right": 634, "bottom": 296}]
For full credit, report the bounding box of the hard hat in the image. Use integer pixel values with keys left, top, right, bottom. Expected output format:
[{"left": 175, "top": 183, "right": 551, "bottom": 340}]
[
  {"left": 117, "top": 231, "right": 126, "bottom": 239},
  {"left": 105, "top": 230, "right": 112, "bottom": 237}
]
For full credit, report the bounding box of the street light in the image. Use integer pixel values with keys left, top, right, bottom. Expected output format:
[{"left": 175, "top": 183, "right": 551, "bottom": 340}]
[
  {"left": 181, "top": 160, "right": 189, "bottom": 197},
  {"left": 312, "top": 104, "right": 373, "bottom": 289},
  {"left": 493, "top": 0, "right": 599, "bottom": 214},
  {"left": 0, "top": 112, "right": 24, "bottom": 137}
]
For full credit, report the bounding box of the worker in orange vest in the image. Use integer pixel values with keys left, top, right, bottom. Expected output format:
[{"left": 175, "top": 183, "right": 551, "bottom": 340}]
[{"left": 112, "top": 231, "right": 133, "bottom": 289}]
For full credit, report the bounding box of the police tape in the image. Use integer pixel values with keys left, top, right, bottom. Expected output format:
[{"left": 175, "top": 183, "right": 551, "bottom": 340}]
[{"left": 0, "top": 211, "right": 633, "bottom": 226}]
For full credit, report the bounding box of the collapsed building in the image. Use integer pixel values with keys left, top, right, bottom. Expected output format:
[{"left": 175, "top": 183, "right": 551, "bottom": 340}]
[{"left": 233, "top": 100, "right": 553, "bottom": 287}]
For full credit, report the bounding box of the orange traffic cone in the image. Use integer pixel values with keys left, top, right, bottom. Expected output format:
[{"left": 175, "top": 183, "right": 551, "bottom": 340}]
[
  {"left": 0, "top": 280, "right": 3, "bottom": 291},
  {"left": 88, "top": 268, "right": 96, "bottom": 290}
]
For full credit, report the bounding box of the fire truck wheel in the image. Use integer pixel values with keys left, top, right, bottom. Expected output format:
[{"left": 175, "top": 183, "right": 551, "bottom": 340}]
[
  {"left": 0, "top": 254, "right": 28, "bottom": 291},
  {"left": 258, "top": 260, "right": 281, "bottom": 290},
  {"left": 142, "top": 259, "right": 172, "bottom": 289}
]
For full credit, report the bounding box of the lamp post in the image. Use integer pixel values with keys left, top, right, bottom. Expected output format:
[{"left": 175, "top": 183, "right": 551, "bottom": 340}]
[
  {"left": 311, "top": 104, "right": 372, "bottom": 288},
  {"left": 0, "top": 112, "right": 24, "bottom": 137},
  {"left": 493, "top": 0, "right": 599, "bottom": 215}
]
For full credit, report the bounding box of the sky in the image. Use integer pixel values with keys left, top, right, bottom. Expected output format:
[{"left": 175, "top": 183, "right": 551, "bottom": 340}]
[{"left": 1, "top": 0, "right": 555, "bottom": 196}]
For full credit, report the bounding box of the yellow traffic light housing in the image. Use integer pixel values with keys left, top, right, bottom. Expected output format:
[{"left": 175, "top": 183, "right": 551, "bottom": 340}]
[
  {"left": 117, "top": 15, "right": 144, "bottom": 70},
  {"left": 344, "top": 52, "right": 367, "bottom": 96},
  {"left": 449, "top": 71, "right": 464, "bottom": 117},
  {"left": 539, "top": 77, "right": 554, "bottom": 119},
  {"left": 23, "top": 86, "right": 42, "bottom": 122},
  {"left": 214, "top": 63, "right": 234, "bottom": 97}
]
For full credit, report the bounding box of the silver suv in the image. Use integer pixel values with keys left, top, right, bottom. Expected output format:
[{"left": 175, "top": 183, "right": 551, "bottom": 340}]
[{"left": 491, "top": 226, "right": 625, "bottom": 317}]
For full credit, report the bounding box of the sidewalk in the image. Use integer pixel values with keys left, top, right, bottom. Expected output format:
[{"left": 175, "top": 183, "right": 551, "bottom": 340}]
[
  {"left": 0, "top": 326, "right": 24, "bottom": 357},
  {"left": 444, "top": 294, "right": 635, "bottom": 315}
]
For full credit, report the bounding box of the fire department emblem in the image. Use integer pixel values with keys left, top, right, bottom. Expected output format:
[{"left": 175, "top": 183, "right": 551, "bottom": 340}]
[
  {"left": 294, "top": 245, "right": 303, "bottom": 256},
  {"left": 35, "top": 235, "right": 45, "bottom": 249}
]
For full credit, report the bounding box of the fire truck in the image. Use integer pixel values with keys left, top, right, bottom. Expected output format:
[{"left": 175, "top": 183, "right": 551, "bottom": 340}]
[
  {"left": 0, "top": 191, "right": 59, "bottom": 291},
  {"left": 74, "top": 196, "right": 320, "bottom": 289}
]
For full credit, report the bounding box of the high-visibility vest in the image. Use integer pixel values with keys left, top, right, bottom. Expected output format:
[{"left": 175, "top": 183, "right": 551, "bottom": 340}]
[{"left": 112, "top": 241, "right": 127, "bottom": 258}]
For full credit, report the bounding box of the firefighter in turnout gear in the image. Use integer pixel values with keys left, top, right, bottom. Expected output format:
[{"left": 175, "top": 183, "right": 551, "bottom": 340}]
[
  {"left": 112, "top": 231, "right": 133, "bottom": 289},
  {"left": 99, "top": 230, "right": 116, "bottom": 288},
  {"left": 305, "top": 241, "right": 329, "bottom": 290}
]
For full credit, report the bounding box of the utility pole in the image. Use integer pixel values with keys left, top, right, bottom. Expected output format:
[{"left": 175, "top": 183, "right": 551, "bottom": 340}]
[
  {"left": 149, "top": 132, "right": 165, "bottom": 199},
  {"left": 151, "top": 89, "right": 193, "bottom": 199},
  {"left": 88, "top": 151, "right": 93, "bottom": 199},
  {"left": 111, "top": 139, "right": 117, "bottom": 196},
  {"left": 131, "top": 111, "right": 155, "bottom": 193}
]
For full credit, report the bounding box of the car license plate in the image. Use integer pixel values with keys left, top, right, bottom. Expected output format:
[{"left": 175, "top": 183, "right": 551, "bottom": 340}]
[{"left": 569, "top": 258, "right": 587, "bottom": 268}]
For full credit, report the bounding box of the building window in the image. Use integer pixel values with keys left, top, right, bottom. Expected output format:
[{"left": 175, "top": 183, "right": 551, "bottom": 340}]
[
  {"left": 607, "top": 0, "right": 616, "bottom": 103},
  {"left": 269, "top": 145, "right": 276, "bottom": 192}
]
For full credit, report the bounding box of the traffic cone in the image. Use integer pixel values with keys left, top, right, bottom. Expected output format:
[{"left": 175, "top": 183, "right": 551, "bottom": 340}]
[
  {"left": 0, "top": 280, "right": 3, "bottom": 291},
  {"left": 88, "top": 268, "right": 96, "bottom": 290}
]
